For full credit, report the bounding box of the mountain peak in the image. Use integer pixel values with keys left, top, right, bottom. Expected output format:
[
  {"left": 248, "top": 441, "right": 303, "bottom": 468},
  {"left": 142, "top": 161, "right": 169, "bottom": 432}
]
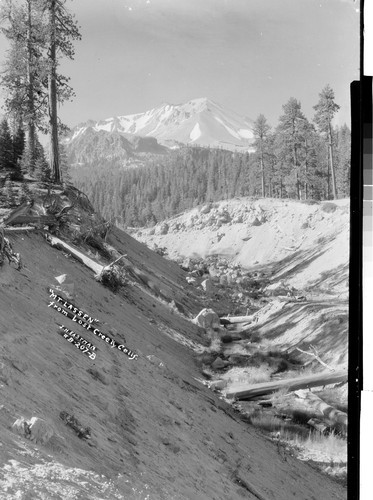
[{"left": 69, "top": 98, "right": 255, "bottom": 152}]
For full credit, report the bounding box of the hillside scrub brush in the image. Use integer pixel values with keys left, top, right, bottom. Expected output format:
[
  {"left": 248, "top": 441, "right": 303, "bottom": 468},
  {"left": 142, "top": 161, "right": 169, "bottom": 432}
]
[
  {"left": 321, "top": 202, "right": 338, "bottom": 213},
  {"left": 59, "top": 411, "right": 91, "bottom": 439},
  {"left": 96, "top": 265, "right": 128, "bottom": 292}
]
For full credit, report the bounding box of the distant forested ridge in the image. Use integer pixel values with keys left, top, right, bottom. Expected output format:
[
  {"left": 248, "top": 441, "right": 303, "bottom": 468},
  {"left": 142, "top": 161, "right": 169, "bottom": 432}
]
[{"left": 70, "top": 124, "right": 350, "bottom": 227}]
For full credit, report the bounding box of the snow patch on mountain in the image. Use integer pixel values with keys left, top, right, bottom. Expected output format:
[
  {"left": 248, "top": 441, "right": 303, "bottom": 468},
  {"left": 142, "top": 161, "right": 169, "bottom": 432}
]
[
  {"left": 238, "top": 128, "right": 253, "bottom": 139},
  {"left": 71, "top": 127, "right": 86, "bottom": 141},
  {"left": 190, "top": 122, "right": 201, "bottom": 141}
]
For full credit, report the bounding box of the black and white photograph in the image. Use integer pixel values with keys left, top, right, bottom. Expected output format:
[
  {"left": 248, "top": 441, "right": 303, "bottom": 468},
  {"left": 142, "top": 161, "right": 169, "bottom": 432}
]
[{"left": 0, "top": 0, "right": 361, "bottom": 499}]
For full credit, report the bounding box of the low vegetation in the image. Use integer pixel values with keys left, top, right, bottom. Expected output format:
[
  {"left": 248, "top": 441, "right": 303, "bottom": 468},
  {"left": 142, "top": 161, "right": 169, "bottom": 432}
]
[{"left": 240, "top": 402, "right": 347, "bottom": 485}]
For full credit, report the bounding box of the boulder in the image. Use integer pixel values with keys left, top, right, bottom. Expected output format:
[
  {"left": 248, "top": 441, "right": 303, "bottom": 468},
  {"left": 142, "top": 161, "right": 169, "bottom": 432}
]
[
  {"left": 251, "top": 217, "right": 261, "bottom": 226},
  {"left": 201, "top": 278, "right": 215, "bottom": 296},
  {"left": 193, "top": 308, "right": 220, "bottom": 330},
  {"left": 12, "top": 416, "right": 54, "bottom": 444},
  {"left": 219, "top": 274, "right": 228, "bottom": 286},
  {"left": 210, "top": 380, "right": 228, "bottom": 391},
  {"left": 208, "top": 267, "right": 219, "bottom": 278},
  {"left": 232, "top": 215, "right": 243, "bottom": 223},
  {"left": 218, "top": 214, "right": 230, "bottom": 224},
  {"left": 180, "top": 258, "right": 192, "bottom": 271},
  {"left": 226, "top": 273, "right": 236, "bottom": 286},
  {"left": 28, "top": 417, "right": 55, "bottom": 444},
  {"left": 200, "top": 204, "right": 212, "bottom": 214},
  {"left": 12, "top": 417, "right": 31, "bottom": 438},
  {"left": 159, "top": 222, "right": 169, "bottom": 235},
  {"left": 211, "top": 357, "right": 229, "bottom": 370}
]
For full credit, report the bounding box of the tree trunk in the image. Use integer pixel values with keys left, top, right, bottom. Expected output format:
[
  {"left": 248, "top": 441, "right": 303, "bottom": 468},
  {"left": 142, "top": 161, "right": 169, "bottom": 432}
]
[
  {"left": 48, "top": 0, "right": 60, "bottom": 184},
  {"left": 26, "top": 0, "right": 36, "bottom": 173},
  {"left": 269, "top": 164, "right": 273, "bottom": 198},
  {"left": 293, "top": 144, "right": 300, "bottom": 200},
  {"left": 296, "top": 171, "right": 300, "bottom": 200},
  {"left": 327, "top": 147, "right": 330, "bottom": 200},
  {"left": 328, "top": 123, "right": 338, "bottom": 199},
  {"left": 304, "top": 138, "right": 308, "bottom": 200},
  {"left": 260, "top": 147, "right": 265, "bottom": 197}
]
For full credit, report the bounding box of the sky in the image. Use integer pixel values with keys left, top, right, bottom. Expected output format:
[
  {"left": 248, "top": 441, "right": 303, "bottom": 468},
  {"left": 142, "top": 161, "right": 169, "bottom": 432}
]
[{"left": 0, "top": 0, "right": 360, "bottom": 129}]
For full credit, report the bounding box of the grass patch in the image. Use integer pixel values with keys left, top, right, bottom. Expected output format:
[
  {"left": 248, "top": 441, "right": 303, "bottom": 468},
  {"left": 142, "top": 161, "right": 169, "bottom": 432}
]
[
  {"left": 226, "top": 365, "right": 272, "bottom": 385},
  {"left": 285, "top": 430, "right": 347, "bottom": 469},
  {"left": 248, "top": 411, "right": 284, "bottom": 432},
  {"left": 246, "top": 406, "right": 347, "bottom": 485}
]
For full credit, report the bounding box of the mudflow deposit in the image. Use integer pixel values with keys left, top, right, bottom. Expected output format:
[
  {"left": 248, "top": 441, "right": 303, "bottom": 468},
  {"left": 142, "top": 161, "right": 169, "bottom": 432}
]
[{"left": 1, "top": 183, "right": 348, "bottom": 499}]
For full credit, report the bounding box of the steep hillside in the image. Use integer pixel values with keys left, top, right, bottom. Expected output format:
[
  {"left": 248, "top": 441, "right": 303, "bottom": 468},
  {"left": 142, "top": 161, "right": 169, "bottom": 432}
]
[
  {"left": 68, "top": 98, "right": 254, "bottom": 152},
  {"left": 0, "top": 188, "right": 346, "bottom": 499}
]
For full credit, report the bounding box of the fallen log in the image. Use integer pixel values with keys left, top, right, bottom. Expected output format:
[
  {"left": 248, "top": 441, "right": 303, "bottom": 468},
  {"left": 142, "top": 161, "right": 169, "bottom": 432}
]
[
  {"left": 1, "top": 201, "right": 31, "bottom": 226},
  {"left": 4, "top": 226, "right": 36, "bottom": 233},
  {"left": 225, "top": 370, "right": 347, "bottom": 400},
  {"left": 47, "top": 234, "right": 132, "bottom": 293},
  {"left": 47, "top": 234, "right": 172, "bottom": 301},
  {"left": 294, "top": 389, "right": 347, "bottom": 427},
  {"left": 46, "top": 234, "right": 104, "bottom": 275},
  {"left": 6, "top": 214, "right": 57, "bottom": 227},
  {"left": 220, "top": 314, "right": 254, "bottom": 324}
]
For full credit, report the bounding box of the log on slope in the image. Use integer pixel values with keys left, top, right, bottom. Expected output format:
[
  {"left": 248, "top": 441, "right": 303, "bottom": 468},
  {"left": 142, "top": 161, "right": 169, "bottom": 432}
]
[
  {"left": 47, "top": 234, "right": 104, "bottom": 275},
  {"left": 225, "top": 370, "right": 347, "bottom": 400}
]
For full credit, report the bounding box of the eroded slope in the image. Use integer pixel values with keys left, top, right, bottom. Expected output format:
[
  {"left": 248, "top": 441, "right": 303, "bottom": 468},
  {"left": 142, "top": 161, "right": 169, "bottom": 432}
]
[{"left": 0, "top": 221, "right": 346, "bottom": 499}]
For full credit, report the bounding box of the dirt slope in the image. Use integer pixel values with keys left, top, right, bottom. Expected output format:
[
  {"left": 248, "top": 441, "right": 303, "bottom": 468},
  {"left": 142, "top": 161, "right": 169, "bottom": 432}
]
[
  {"left": 0, "top": 227, "right": 346, "bottom": 499},
  {"left": 134, "top": 198, "right": 349, "bottom": 296}
]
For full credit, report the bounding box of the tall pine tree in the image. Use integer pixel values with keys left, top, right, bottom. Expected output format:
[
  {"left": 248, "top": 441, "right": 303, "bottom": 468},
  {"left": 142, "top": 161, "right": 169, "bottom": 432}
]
[
  {"left": 313, "top": 85, "right": 340, "bottom": 199},
  {"left": 253, "top": 114, "right": 271, "bottom": 197},
  {"left": 276, "top": 97, "right": 307, "bottom": 199},
  {"left": 45, "top": 0, "right": 81, "bottom": 183},
  {"left": 0, "top": 0, "right": 81, "bottom": 183}
]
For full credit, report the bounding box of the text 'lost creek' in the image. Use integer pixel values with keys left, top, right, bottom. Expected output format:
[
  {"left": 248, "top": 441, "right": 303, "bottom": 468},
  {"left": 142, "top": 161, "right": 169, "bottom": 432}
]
[{"left": 47, "top": 291, "right": 138, "bottom": 360}]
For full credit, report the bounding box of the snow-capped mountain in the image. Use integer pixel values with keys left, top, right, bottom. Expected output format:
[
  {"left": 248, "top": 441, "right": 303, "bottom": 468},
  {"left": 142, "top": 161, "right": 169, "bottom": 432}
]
[{"left": 69, "top": 98, "right": 254, "bottom": 151}]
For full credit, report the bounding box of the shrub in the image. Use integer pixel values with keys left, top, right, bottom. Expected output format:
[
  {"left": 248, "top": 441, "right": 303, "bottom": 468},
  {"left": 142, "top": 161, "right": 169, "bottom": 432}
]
[
  {"left": 249, "top": 413, "right": 284, "bottom": 432},
  {"left": 321, "top": 202, "right": 337, "bottom": 213},
  {"left": 59, "top": 411, "right": 91, "bottom": 439},
  {"left": 96, "top": 266, "right": 128, "bottom": 292}
]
